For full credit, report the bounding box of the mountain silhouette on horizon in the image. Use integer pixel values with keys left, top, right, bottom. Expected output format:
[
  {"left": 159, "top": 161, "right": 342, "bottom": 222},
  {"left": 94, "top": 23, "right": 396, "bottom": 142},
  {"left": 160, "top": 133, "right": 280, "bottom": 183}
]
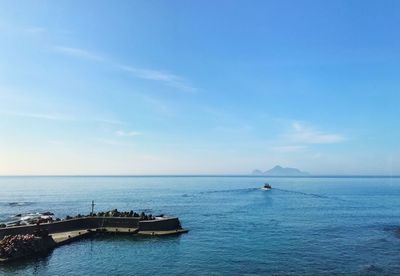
[{"left": 252, "top": 165, "right": 310, "bottom": 176}]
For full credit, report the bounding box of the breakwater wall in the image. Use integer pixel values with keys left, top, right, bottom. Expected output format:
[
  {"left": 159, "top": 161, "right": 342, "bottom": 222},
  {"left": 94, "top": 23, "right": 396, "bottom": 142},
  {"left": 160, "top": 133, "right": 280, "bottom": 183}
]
[{"left": 0, "top": 217, "right": 181, "bottom": 238}]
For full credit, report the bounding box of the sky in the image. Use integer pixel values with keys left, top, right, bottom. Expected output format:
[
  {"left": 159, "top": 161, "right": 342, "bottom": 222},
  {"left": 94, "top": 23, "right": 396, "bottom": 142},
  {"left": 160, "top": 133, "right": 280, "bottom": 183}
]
[{"left": 0, "top": 0, "right": 399, "bottom": 175}]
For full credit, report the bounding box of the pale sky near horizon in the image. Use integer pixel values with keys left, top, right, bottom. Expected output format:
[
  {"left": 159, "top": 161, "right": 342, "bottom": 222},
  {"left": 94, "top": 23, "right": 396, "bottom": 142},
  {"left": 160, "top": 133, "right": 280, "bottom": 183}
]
[{"left": 0, "top": 0, "right": 399, "bottom": 175}]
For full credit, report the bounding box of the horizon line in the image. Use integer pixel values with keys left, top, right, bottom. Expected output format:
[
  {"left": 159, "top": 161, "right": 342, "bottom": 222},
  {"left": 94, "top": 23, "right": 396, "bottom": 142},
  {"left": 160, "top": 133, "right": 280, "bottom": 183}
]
[{"left": 0, "top": 174, "right": 399, "bottom": 178}]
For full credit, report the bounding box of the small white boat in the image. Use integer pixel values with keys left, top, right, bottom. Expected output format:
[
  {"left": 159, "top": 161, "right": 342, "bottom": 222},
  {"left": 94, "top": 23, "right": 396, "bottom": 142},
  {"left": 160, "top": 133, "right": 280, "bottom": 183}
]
[{"left": 261, "top": 183, "right": 272, "bottom": 190}]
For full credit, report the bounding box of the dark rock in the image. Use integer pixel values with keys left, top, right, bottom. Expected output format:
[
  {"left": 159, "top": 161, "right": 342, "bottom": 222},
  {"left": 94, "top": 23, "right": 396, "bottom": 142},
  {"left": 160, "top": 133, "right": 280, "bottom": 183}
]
[
  {"left": 41, "top": 212, "right": 54, "bottom": 216},
  {"left": 362, "top": 264, "right": 383, "bottom": 273}
]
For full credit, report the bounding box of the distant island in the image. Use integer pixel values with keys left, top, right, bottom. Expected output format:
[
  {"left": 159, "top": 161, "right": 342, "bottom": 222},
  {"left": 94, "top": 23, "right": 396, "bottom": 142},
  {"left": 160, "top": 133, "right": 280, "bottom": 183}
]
[{"left": 252, "top": 165, "right": 310, "bottom": 176}]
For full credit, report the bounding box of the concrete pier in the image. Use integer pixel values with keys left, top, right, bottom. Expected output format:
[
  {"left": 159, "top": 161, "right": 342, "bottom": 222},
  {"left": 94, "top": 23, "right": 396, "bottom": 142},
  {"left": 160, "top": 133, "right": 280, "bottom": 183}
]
[
  {"left": 0, "top": 216, "right": 185, "bottom": 238},
  {"left": 51, "top": 230, "right": 93, "bottom": 245},
  {"left": 0, "top": 216, "right": 187, "bottom": 263}
]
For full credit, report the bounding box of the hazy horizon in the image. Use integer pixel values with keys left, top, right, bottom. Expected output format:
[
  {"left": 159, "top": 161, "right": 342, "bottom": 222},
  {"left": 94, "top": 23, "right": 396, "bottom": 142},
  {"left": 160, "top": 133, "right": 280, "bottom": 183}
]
[
  {"left": 1, "top": 1, "right": 399, "bottom": 175},
  {"left": 1, "top": 173, "right": 400, "bottom": 177}
]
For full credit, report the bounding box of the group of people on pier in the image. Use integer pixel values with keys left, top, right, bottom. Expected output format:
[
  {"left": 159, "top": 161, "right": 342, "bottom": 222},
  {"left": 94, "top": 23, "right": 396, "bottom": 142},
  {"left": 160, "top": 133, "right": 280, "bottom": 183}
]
[{"left": 66, "top": 209, "right": 158, "bottom": 221}]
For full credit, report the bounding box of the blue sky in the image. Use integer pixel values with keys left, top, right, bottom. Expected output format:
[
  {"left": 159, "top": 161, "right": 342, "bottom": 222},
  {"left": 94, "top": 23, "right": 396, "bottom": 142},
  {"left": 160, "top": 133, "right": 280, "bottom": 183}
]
[{"left": 0, "top": 0, "right": 399, "bottom": 175}]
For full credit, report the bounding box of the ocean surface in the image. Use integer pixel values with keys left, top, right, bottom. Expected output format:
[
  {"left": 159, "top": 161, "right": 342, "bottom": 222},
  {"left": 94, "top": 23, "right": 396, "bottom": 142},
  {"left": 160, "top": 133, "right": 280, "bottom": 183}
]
[{"left": 1, "top": 176, "right": 400, "bottom": 275}]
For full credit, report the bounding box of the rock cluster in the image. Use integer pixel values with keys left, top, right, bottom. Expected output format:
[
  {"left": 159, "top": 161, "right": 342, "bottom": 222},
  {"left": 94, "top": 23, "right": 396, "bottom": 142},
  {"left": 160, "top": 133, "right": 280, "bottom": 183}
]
[{"left": 0, "top": 234, "right": 50, "bottom": 260}]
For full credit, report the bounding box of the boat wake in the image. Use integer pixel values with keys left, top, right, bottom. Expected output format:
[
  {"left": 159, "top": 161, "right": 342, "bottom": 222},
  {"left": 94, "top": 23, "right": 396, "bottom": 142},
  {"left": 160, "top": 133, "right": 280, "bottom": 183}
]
[
  {"left": 273, "top": 188, "right": 355, "bottom": 203},
  {"left": 187, "top": 186, "right": 364, "bottom": 206},
  {"left": 199, "top": 188, "right": 259, "bottom": 195}
]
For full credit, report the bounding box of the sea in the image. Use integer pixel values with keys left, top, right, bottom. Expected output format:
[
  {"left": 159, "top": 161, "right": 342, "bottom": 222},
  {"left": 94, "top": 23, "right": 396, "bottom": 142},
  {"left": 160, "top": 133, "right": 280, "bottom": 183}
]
[{"left": 1, "top": 176, "right": 400, "bottom": 275}]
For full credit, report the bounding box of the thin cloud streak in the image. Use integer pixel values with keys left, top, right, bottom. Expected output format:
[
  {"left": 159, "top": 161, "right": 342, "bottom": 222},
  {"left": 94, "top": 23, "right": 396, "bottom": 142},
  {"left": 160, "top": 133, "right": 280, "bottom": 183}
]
[
  {"left": 287, "top": 122, "right": 345, "bottom": 144},
  {"left": 117, "top": 65, "right": 196, "bottom": 93},
  {"left": 268, "top": 121, "right": 345, "bottom": 154},
  {"left": 53, "top": 46, "right": 105, "bottom": 61},
  {"left": 94, "top": 119, "right": 126, "bottom": 126},
  {"left": 271, "top": 145, "right": 307, "bottom": 153},
  {"left": 1, "top": 109, "right": 126, "bottom": 126},
  {"left": 54, "top": 45, "right": 196, "bottom": 92},
  {"left": 115, "top": 130, "right": 142, "bottom": 137},
  {"left": 1, "top": 110, "right": 72, "bottom": 121},
  {"left": 95, "top": 138, "right": 136, "bottom": 147}
]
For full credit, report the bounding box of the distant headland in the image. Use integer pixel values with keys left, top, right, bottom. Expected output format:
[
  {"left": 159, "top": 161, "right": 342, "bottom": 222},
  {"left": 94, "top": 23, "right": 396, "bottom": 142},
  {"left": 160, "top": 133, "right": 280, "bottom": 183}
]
[{"left": 252, "top": 165, "right": 310, "bottom": 176}]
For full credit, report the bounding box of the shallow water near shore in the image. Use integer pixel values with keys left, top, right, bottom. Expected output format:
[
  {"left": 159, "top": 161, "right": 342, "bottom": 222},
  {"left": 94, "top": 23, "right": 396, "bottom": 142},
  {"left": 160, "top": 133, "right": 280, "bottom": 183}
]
[{"left": 1, "top": 176, "right": 400, "bottom": 275}]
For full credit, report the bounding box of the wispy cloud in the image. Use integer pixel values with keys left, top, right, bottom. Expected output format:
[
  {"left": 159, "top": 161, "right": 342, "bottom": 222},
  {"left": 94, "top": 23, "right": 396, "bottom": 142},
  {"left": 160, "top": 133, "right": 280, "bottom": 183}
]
[
  {"left": 93, "top": 119, "right": 126, "bottom": 125},
  {"left": 95, "top": 137, "right": 136, "bottom": 147},
  {"left": 117, "top": 65, "right": 196, "bottom": 93},
  {"left": 53, "top": 45, "right": 196, "bottom": 92},
  {"left": 53, "top": 46, "right": 105, "bottom": 61},
  {"left": 1, "top": 109, "right": 126, "bottom": 126},
  {"left": 2, "top": 110, "right": 72, "bottom": 121},
  {"left": 115, "top": 130, "right": 142, "bottom": 137},
  {"left": 286, "top": 122, "right": 345, "bottom": 144},
  {"left": 271, "top": 145, "right": 307, "bottom": 153}
]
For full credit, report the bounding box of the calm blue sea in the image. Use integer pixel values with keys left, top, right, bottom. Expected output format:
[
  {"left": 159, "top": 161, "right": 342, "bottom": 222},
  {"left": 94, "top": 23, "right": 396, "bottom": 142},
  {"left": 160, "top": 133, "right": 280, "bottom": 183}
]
[{"left": 1, "top": 176, "right": 400, "bottom": 275}]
